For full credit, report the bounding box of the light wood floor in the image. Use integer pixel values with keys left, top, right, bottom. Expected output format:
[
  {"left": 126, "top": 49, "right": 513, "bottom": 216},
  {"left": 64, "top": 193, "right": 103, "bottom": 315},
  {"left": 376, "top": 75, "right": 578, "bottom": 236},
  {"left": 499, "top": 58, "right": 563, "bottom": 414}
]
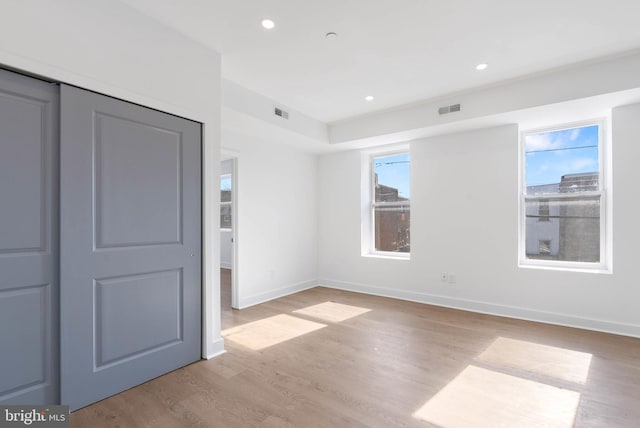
[
  {"left": 221, "top": 268, "right": 232, "bottom": 309},
  {"left": 71, "top": 277, "right": 640, "bottom": 427}
]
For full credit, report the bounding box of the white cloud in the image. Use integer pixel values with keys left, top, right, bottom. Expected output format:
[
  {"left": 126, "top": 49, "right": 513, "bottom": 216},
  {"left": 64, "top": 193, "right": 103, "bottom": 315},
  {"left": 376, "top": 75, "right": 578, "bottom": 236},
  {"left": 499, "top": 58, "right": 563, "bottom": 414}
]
[
  {"left": 525, "top": 133, "right": 553, "bottom": 151},
  {"left": 525, "top": 128, "right": 583, "bottom": 152},
  {"left": 569, "top": 128, "right": 581, "bottom": 141}
]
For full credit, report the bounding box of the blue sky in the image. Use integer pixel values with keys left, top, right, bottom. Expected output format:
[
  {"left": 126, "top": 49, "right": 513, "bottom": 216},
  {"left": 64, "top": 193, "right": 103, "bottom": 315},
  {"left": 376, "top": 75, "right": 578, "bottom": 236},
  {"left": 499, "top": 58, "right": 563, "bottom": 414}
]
[
  {"left": 220, "top": 175, "right": 232, "bottom": 191},
  {"left": 375, "top": 153, "right": 410, "bottom": 198},
  {"left": 525, "top": 125, "right": 599, "bottom": 187}
]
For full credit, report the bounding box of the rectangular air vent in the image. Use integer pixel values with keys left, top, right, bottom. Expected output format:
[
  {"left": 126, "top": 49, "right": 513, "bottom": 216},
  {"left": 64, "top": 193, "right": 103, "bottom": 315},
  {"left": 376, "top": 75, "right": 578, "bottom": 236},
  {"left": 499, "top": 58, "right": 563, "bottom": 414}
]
[
  {"left": 438, "top": 103, "right": 461, "bottom": 115},
  {"left": 274, "top": 107, "right": 289, "bottom": 119}
]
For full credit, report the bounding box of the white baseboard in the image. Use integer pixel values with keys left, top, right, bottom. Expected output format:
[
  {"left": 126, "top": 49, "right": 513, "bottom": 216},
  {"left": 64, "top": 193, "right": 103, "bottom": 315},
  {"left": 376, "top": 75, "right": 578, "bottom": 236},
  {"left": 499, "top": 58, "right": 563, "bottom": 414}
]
[
  {"left": 205, "top": 337, "right": 226, "bottom": 360},
  {"left": 238, "top": 279, "right": 317, "bottom": 309},
  {"left": 318, "top": 278, "right": 640, "bottom": 339}
]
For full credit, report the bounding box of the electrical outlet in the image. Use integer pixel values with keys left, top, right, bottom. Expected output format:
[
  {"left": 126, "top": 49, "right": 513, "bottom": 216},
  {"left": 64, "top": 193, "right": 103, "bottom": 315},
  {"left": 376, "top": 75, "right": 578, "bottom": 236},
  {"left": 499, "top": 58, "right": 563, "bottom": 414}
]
[
  {"left": 448, "top": 274, "right": 457, "bottom": 284},
  {"left": 440, "top": 272, "right": 448, "bottom": 282}
]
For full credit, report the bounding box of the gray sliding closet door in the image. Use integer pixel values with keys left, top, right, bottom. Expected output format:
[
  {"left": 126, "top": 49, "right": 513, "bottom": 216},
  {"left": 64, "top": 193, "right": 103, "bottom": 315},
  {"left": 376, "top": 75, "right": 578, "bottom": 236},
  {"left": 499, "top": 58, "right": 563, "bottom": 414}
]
[
  {"left": 0, "top": 69, "right": 59, "bottom": 405},
  {"left": 60, "top": 85, "right": 202, "bottom": 410}
]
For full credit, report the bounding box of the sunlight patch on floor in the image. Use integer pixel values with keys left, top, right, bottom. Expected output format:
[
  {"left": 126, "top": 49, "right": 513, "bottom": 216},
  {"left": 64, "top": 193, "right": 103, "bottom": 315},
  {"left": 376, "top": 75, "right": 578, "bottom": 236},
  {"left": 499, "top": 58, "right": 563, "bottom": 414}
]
[
  {"left": 292, "top": 301, "right": 371, "bottom": 323},
  {"left": 478, "top": 337, "right": 593, "bottom": 384},
  {"left": 222, "top": 314, "right": 326, "bottom": 350},
  {"left": 413, "top": 365, "right": 580, "bottom": 428}
]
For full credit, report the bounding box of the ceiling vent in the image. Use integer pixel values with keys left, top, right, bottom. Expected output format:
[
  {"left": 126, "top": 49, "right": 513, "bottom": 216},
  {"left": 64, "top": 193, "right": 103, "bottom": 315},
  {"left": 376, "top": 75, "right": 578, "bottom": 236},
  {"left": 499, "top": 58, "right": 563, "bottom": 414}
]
[
  {"left": 274, "top": 107, "right": 289, "bottom": 119},
  {"left": 438, "top": 103, "right": 461, "bottom": 115}
]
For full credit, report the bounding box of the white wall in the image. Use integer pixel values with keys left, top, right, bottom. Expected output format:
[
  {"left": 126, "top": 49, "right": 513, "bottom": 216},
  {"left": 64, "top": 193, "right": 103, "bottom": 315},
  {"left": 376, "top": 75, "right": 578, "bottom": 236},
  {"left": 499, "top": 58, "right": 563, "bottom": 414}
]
[
  {"left": 0, "top": 0, "right": 223, "bottom": 357},
  {"left": 221, "top": 159, "right": 234, "bottom": 175},
  {"left": 318, "top": 116, "right": 640, "bottom": 337},
  {"left": 222, "top": 130, "right": 318, "bottom": 308},
  {"left": 220, "top": 231, "right": 233, "bottom": 269}
]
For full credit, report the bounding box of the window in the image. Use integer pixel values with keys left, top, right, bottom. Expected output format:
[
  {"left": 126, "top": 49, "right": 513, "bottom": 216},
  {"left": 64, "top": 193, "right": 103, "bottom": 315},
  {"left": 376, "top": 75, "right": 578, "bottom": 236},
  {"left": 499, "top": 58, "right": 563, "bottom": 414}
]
[
  {"left": 220, "top": 174, "right": 232, "bottom": 229},
  {"left": 538, "top": 240, "right": 552, "bottom": 256},
  {"left": 538, "top": 199, "right": 550, "bottom": 222},
  {"left": 369, "top": 152, "right": 410, "bottom": 255},
  {"left": 520, "top": 121, "right": 608, "bottom": 271}
]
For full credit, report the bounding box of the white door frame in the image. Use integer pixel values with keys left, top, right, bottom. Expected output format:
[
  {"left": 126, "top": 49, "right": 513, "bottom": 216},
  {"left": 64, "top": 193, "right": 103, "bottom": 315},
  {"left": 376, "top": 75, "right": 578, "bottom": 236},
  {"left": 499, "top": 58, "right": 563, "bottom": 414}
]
[{"left": 221, "top": 150, "right": 240, "bottom": 309}]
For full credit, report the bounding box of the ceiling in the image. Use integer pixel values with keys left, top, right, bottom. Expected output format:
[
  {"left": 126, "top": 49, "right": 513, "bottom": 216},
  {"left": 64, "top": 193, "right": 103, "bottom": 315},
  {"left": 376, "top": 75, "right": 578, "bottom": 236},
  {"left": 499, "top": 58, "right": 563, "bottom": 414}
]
[{"left": 119, "top": 0, "right": 640, "bottom": 123}]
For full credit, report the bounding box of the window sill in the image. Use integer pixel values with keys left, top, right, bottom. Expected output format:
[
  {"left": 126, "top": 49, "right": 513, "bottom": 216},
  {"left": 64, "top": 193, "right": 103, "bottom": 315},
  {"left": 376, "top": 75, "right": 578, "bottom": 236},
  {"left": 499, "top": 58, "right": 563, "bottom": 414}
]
[
  {"left": 518, "top": 262, "right": 611, "bottom": 275},
  {"left": 362, "top": 252, "right": 410, "bottom": 261}
]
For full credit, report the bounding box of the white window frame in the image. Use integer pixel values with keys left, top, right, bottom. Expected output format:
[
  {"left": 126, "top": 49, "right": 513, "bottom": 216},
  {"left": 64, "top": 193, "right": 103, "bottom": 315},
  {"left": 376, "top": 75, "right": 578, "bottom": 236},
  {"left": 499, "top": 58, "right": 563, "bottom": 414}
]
[
  {"left": 361, "top": 145, "right": 411, "bottom": 259},
  {"left": 220, "top": 173, "right": 232, "bottom": 231},
  {"left": 518, "top": 118, "right": 611, "bottom": 273}
]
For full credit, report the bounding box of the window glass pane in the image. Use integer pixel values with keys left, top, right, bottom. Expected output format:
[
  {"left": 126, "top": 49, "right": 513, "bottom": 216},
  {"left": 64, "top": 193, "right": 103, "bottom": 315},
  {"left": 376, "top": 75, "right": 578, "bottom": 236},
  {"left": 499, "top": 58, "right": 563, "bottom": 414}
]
[
  {"left": 374, "top": 153, "right": 410, "bottom": 202},
  {"left": 220, "top": 204, "right": 232, "bottom": 229},
  {"left": 525, "top": 125, "right": 599, "bottom": 192},
  {"left": 220, "top": 175, "right": 232, "bottom": 202},
  {"left": 374, "top": 205, "right": 410, "bottom": 253},
  {"left": 525, "top": 195, "right": 600, "bottom": 263}
]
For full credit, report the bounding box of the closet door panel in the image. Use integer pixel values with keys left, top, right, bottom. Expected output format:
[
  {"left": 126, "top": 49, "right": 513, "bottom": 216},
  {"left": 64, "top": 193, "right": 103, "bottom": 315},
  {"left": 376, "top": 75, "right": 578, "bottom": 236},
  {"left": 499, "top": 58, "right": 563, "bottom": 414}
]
[
  {"left": 0, "top": 69, "right": 59, "bottom": 405},
  {"left": 60, "top": 85, "right": 202, "bottom": 410}
]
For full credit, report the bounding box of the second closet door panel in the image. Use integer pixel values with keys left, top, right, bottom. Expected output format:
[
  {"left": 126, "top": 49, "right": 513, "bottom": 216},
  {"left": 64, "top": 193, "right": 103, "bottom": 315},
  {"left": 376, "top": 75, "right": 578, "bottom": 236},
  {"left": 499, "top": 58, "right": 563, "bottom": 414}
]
[{"left": 60, "top": 85, "right": 202, "bottom": 410}]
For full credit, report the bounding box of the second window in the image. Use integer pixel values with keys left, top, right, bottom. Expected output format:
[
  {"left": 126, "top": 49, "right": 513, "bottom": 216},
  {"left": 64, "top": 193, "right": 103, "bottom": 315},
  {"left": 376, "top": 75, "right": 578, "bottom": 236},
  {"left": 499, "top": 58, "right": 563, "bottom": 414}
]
[{"left": 371, "top": 152, "right": 411, "bottom": 254}]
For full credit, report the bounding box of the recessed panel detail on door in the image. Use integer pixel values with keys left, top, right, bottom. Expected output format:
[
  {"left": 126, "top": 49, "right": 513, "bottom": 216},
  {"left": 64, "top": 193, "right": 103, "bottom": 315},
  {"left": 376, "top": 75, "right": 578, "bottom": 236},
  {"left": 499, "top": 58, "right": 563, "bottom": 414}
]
[
  {"left": 0, "top": 284, "right": 47, "bottom": 397},
  {"left": 94, "top": 269, "right": 183, "bottom": 369},
  {"left": 0, "top": 94, "right": 46, "bottom": 254},
  {"left": 94, "top": 112, "right": 182, "bottom": 249}
]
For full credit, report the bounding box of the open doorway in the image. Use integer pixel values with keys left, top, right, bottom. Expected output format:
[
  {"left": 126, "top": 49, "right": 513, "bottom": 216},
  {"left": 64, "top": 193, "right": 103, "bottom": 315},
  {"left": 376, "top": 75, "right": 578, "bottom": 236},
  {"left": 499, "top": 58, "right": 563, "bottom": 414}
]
[{"left": 220, "top": 156, "right": 238, "bottom": 310}]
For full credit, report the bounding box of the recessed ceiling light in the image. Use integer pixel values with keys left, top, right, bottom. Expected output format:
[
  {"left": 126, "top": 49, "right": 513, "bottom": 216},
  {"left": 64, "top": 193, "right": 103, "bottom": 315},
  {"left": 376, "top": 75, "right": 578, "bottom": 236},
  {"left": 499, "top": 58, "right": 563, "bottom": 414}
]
[
  {"left": 261, "top": 19, "right": 275, "bottom": 29},
  {"left": 476, "top": 63, "right": 488, "bottom": 71},
  {"left": 325, "top": 32, "right": 338, "bottom": 39},
  {"left": 365, "top": 95, "right": 374, "bottom": 101}
]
